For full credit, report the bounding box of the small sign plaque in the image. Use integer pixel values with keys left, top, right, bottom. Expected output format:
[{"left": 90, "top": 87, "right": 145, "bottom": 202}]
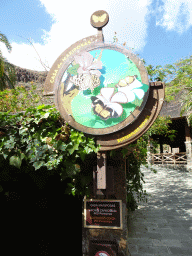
[{"left": 84, "top": 199, "right": 122, "bottom": 229}]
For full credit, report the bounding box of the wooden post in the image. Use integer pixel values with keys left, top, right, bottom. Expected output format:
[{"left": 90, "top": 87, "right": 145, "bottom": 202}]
[
  {"left": 162, "top": 153, "right": 164, "bottom": 164},
  {"left": 93, "top": 152, "right": 115, "bottom": 199},
  {"left": 96, "top": 151, "right": 106, "bottom": 198},
  {"left": 160, "top": 143, "right": 163, "bottom": 153},
  {"left": 185, "top": 120, "right": 192, "bottom": 142},
  {"left": 173, "top": 154, "right": 176, "bottom": 165},
  {"left": 184, "top": 119, "right": 192, "bottom": 170}
]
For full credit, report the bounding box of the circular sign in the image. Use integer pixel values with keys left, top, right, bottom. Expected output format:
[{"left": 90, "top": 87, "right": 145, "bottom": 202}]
[
  {"left": 95, "top": 251, "right": 110, "bottom": 256},
  {"left": 54, "top": 42, "right": 149, "bottom": 136}
]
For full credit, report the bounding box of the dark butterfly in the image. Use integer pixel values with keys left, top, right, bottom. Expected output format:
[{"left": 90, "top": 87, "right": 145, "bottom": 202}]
[{"left": 91, "top": 96, "right": 119, "bottom": 120}]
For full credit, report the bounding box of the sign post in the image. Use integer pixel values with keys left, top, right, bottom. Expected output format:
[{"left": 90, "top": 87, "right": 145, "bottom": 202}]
[{"left": 44, "top": 9, "right": 165, "bottom": 256}]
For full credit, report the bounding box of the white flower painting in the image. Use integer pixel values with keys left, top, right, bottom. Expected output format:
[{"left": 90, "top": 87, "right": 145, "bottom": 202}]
[
  {"left": 66, "top": 51, "right": 103, "bottom": 92},
  {"left": 91, "top": 76, "right": 145, "bottom": 120},
  {"left": 117, "top": 77, "right": 145, "bottom": 103},
  {"left": 91, "top": 87, "right": 128, "bottom": 120}
]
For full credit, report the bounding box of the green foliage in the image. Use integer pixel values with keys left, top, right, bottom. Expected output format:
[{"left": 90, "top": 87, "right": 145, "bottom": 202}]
[
  {"left": 0, "top": 104, "right": 100, "bottom": 195},
  {"left": 146, "top": 64, "right": 167, "bottom": 82},
  {"left": 145, "top": 56, "right": 192, "bottom": 112},
  {"left": 119, "top": 141, "right": 148, "bottom": 212},
  {"left": 0, "top": 82, "right": 42, "bottom": 112},
  {"left": 1, "top": 102, "right": 174, "bottom": 211},
  {"left": 0, "top": 32, "right": 12, "bottom": 52},
  {"left": 146, "top": 116, "right": 177, "bottom": 141},
  {"left": 109, "top": 143, "right": 148, "bottom": 212},
  {"left": 149, "top": 56, "right": 192, "bottom": 124}
]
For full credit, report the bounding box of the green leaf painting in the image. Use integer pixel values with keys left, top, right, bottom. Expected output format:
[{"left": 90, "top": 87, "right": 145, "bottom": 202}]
[{"left": 67, "top": 64, "right": 79, "bottom": 75}]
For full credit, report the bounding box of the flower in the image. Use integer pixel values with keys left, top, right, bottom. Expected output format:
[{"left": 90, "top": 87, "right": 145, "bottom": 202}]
[
  {"left": 117, "top": 79, "right": 145, "bottom": 102},
  {"left": 74, "top": 51, "right": 102, "bottom": 77},
  {"left": 91, "top": 87, "right": 128, "bottom": 119}
]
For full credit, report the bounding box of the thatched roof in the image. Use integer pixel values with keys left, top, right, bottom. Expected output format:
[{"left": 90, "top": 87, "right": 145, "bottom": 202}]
[{"left": 160, "top": 89, "right": 187, "bottom": 119}]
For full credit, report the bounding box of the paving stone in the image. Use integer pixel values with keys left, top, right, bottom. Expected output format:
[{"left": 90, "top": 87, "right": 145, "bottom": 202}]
[
  {"left": 130, "top": 254, "right": 154, "bottom": 256},
  {"left": 181, "top": 223, "right": 192, "bottom": 229},
  {"left": 137, "top": 245, "right": 170, "bottom": 254},
  {"left": 169, "top": 247, "right": 192, "bottom": 255},
  {"left": 157, "top": 222, "right": 181, "bottom": 228},
  {"left": 128, "top": 165, "right": 192, "bottom": 256},
  {"left": 144, "top": 218, "right": 168, "bottom": 224},
  {"left": 128, "top": 231, "right": 140, "bottom": 238},
  {"left": 171, "top": 227, "right": 192, "bottom": 234},
  {"left": 142, "top": 222, "right": 158, "bottom": 228},
  {"left": 174, "top": 215, "right": 192, "bottom": 221},
  {"left": 131, "top": 232, "right": 163, "bottom": 239},
  {"left": 137, "top": 245, "right": 156, "bottom": 254},
  {"left": 128, "top": 238, "right": 153, "bottom": 246},
  {"left": 161, "top": 233, "right": 192, "bottom": 241},
  {"left": 152, "top": 239, "right": 166, "bottom": 247},
  {"left": 148, "top": 227, "right": 173, "bottom": 234},
  {"left": 180, "top": 240, "right": 192, "bottom": 249},
  {"left": 153, "top": 254, "right": 172, "bottom": 256},
  {"left": 164, "top": 215, "right": 179, "bottom": 220},
  {"left": 128, "top": 244, "right": 138, "bottom": 253},
  {"left": 161, "top": 239, "right": 182, "bottom": 247}
]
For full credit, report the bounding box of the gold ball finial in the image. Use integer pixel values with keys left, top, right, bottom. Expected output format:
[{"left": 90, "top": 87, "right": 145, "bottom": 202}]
[{"left": 90, "top": 10, "right": 109, "bottom": 29}]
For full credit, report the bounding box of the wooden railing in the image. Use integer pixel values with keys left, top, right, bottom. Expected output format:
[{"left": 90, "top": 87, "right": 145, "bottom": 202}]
[{"left": 151, "top": 153, "right": 187, "bottom": 165}]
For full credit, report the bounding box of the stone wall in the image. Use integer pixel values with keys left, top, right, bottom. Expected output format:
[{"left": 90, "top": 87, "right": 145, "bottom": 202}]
[
  {"left": 15, "top": 66, "right": 48, "bottom": 83},
  {"left": 14, "top": 66, "right": 54, "bottom": 107}
]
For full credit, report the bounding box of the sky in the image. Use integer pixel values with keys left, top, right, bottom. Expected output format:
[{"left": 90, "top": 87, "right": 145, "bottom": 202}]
[{"left": 1, "top": 0, "right": 192, "bottom": 71}]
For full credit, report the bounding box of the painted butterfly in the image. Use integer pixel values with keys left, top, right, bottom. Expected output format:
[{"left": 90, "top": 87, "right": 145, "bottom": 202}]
[
  {"left": 91, "top": 96, "right": 118, "bottom": 120},
  {"left": 116, "top": 75, "right": 138, "bottom": 88},
  {"left": 91, "top": 96, "right": 117, "bottom": 120},
  {"left": 92, "top": 13, "right": 107, "bottom": 23}
]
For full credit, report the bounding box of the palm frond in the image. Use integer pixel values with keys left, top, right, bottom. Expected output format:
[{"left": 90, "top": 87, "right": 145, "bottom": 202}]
[{"left": 0, "top": 32, "right": 12, "bottom": 52}]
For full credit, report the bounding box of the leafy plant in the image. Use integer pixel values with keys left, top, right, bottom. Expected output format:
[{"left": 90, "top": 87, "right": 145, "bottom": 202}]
[
  {"left": 0, "top": 82, "right": 42, "bottom": 112},
  {"left": 146, "top": 116, "right": 177, "bottom": 141},
  {"left": 0, "top": 104, "right": 100, "bottom": 195}
]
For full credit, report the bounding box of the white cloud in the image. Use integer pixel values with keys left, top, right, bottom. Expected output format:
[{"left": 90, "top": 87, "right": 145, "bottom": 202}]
[
  {"left": 1, "top": 0, "right": 152, "bottom": 71},
  {"left": 155, "top": 0, "right": 192, "bottom": 34}
]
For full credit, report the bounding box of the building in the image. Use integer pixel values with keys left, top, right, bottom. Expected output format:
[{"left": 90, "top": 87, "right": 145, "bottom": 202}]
[{"left": 148, "top": 89, "right": 192, "bottom": 170}]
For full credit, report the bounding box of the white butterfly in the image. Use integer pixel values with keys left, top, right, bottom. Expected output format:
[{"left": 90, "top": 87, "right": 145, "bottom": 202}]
[
  {"left": 117, "top": 78, "right": 145, "bottom": 102},
  {"left": 91, "top": 87, "right": 128, "bottom": 120}
]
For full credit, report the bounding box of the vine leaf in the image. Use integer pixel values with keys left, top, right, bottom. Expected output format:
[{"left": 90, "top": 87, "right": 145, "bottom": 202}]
[
  {"left": 9, "top": 155, "right": 22, "bottom": 168},
  {"left": 33, "top": 161, "right": 45, "bottom": 170}
]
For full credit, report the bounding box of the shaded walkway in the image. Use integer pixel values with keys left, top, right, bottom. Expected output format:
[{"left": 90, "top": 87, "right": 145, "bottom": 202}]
[{"left": 127, "top": 165, "right": 192, "bottom": 256}]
